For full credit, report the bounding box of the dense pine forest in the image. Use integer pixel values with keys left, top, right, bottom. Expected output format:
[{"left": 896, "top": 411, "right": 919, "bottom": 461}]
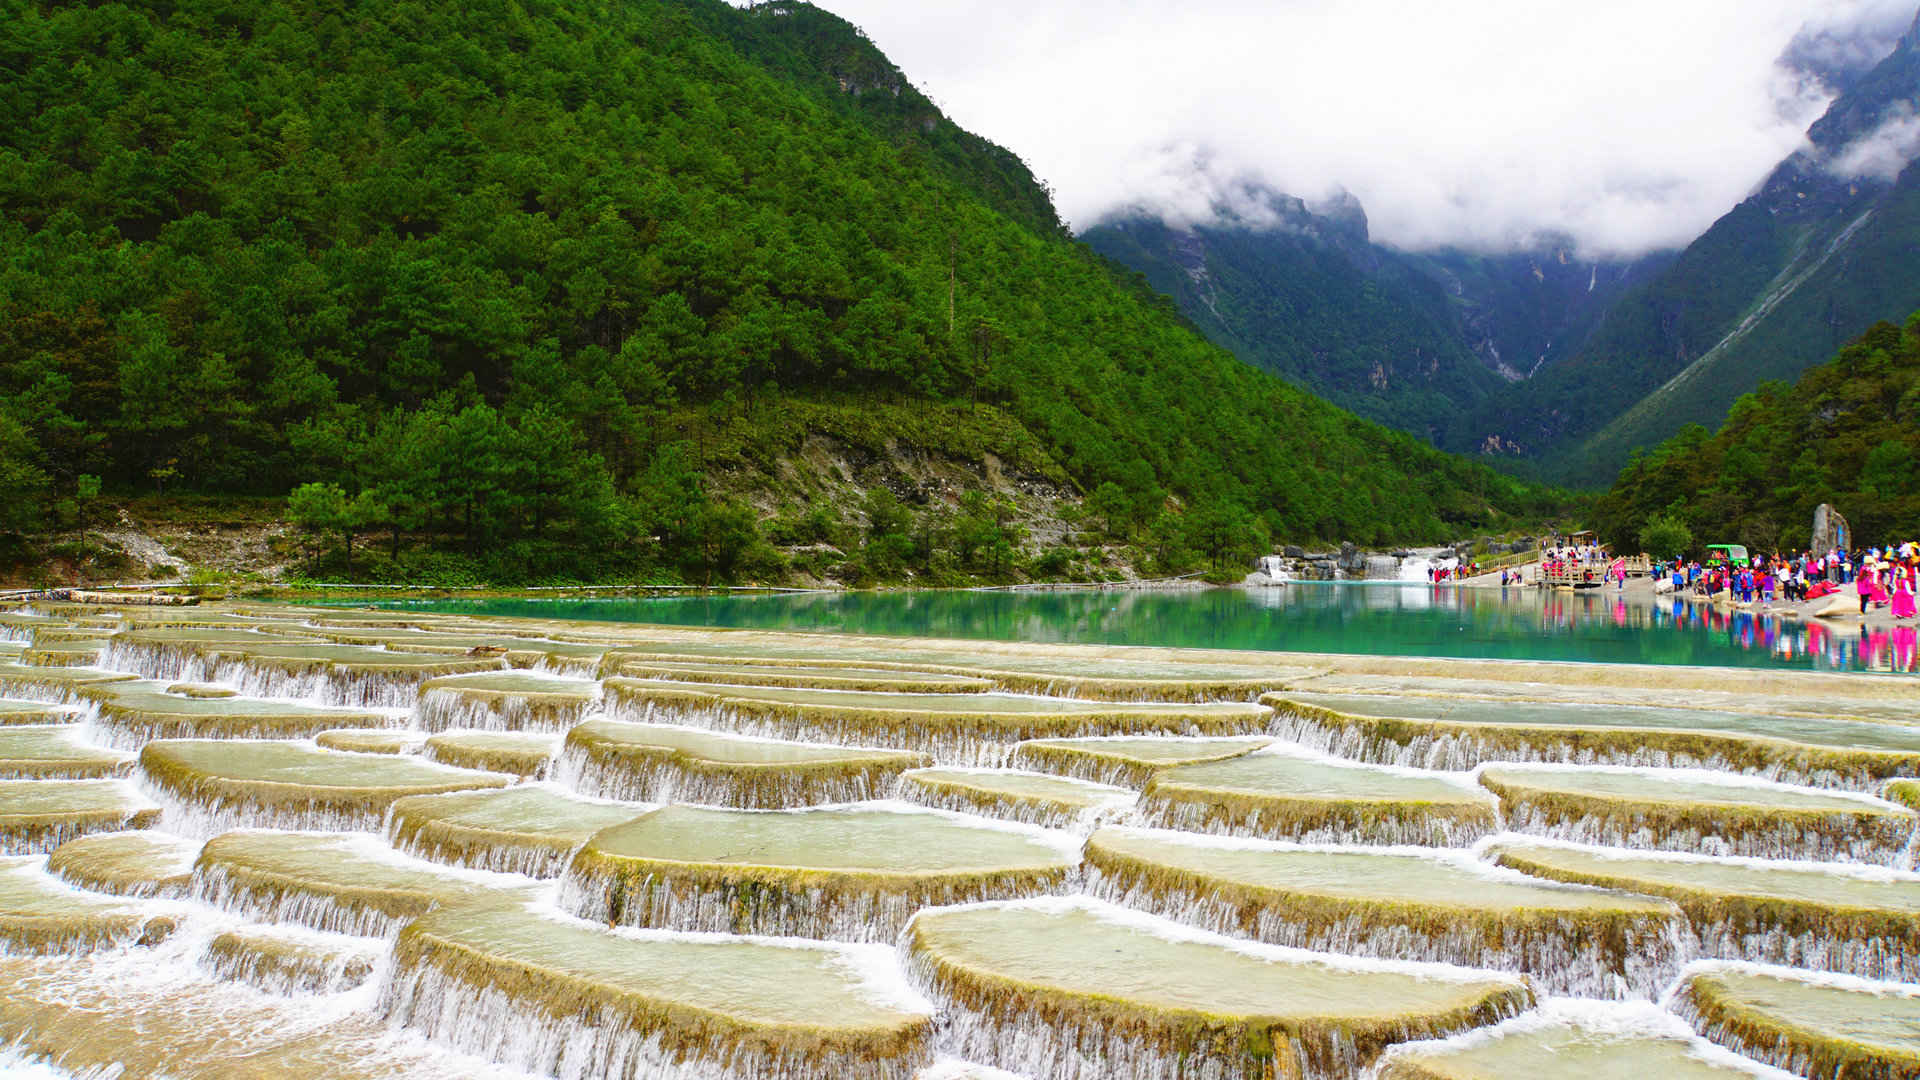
[
  {"left": 0, "top": 0, "right": 1561, "bottom": 584},
  {"left": 1592, "top": 316, "right": 1920, "bottom": 557}
]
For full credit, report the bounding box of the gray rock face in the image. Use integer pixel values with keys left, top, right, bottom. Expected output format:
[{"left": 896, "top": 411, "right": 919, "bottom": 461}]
[
  {"left": 1284, "top": 546, "right": 1305, "bottom": 559},
  {"left": 1812, "top": 503, "right": 1851, "bottom": 558},
  {"left": 1338, "top": 542, "right": 1363, "bottom": 571}
]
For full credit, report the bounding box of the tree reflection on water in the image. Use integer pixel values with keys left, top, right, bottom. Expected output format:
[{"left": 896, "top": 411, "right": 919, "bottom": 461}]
[{"left": 377, "top": 584, "right": 1918, "bottom": 675}]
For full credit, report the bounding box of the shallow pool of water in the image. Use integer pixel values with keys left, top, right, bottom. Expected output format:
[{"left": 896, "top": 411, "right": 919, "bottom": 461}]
[{"left": 372, "top": 584, "right": 1920, "bottom": 675}]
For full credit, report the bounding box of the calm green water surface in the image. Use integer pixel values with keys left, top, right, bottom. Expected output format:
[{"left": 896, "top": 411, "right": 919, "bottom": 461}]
[{"left": 376, "top": 584, "right": 1918, "bottom": 674}]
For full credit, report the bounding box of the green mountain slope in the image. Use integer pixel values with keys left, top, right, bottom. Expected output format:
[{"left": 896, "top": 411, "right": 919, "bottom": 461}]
[
  {"left": 0, "top": 0, "right": 1557, "bottom": 581},
  {"left": 681, "top": 1, "right": 1066, "bottom": 240},
  {"left": 1409, "top": 244, "right": 1673, "bottom": 394},
  {"left": 1591, "top": 316, "right": 1920, "bottom": 555},
  {"left": 1469, "top": 11, "right": 1920, "bottom": 487},
  {"left": 1082, "top": 196, "right": 1669, "bottom": 453},
  {"left": 1081, "top": 195, "right": 1506, "bottom": 444},
  {"left": 1565, "top": 176, "right": 1920, "bottom": 488}
]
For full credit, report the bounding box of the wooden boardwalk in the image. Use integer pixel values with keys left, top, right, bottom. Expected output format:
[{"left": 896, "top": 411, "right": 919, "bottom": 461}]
[{"left": 1538, "top": 556, "right": 1649, "bottom": 588}]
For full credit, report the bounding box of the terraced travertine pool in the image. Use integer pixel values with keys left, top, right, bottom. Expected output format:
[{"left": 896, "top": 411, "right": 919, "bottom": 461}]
[{"left": 0, "top": 598, "right": 1917, "bottom": 1079}]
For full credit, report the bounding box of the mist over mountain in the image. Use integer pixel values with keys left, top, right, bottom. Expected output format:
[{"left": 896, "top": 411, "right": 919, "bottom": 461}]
[
  {"left": 1477, "top": 7, "right": 1920, "bottom": 486},
  {"left": 1082, "top": 189, "right": 1498, "bottom": 443},
  {"left": 1081, "top": 193, "right": 1669, "bottom": 447},
  {"left": 1085, "top": 5, "right": 1920, "bottom": 486},
  {"left": 814, "top": 0, "right": 1911, "bottom": 262},
  {"left": 1778, "top": 1, "right": 1917, "bottom": 95}
]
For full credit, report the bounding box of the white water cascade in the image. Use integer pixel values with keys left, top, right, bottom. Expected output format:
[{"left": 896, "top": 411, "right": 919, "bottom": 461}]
[
  {"left": 1396, "top": 554, "right": 1460, "bottom": 581},
  {"left": 0, "top": 598, "right": 1907, "bottom": 1080}
]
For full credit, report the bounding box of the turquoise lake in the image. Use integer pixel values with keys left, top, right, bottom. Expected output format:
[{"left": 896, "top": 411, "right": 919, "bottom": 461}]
[{"left": 377, "top": 583, "right": 1918, "bottom": 674}]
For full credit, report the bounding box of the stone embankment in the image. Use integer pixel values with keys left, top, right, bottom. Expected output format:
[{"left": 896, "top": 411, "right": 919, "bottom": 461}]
[{"left": 1248, "top": 537, "right": 1541, "bottom": 584}]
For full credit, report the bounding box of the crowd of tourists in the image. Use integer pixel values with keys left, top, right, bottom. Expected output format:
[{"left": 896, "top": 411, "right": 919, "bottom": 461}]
[
  {"left": 1657, "top": 544, "right": 1918, "bottom": 618},
  {"left": 1533, "top": 541, "right": 1606, "bottom": 573},
  {"left": 1448, "top": 533, "right": 1917, "bottom": 618},
  {"left": 1510, "top": 542, "right": 1620, "bottom": 589}
]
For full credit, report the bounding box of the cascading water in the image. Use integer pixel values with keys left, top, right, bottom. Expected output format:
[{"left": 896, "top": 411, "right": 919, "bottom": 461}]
[
  {"left": 1079, "top": 827, "right": 1690, "bottom": 1000},
  {"left": 202, "top": 923, "right": 384, "bottom": 995},
  {"left": 556, "top": 802, "right": 1083, "bottom": 943},
  {"left": 0, "top": 598, "right": 1907, "bottom": 1080},
  {"left": 1395, "top": 553, "right": 1461, "bottom": 581},
  {"left": 1264, "top": 691, "right": 1920, "bottom": 795}
]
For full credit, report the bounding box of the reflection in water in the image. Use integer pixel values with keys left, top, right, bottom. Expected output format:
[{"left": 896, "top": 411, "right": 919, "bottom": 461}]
[
  {"left": 1645, "top": 594, "right": 1919, "bottom": 675},
  {"left": 380, "top": 585, "right": 1920, "bottom": 675}
]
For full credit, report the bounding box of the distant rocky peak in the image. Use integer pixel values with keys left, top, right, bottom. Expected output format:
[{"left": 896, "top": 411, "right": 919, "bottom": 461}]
[
  {"left": 1185, "top": 177, "right": 1316, "bottom": 235},
  {"left": 1203, "top": 182, "right": 1372, "bottom": 250},
  {"left": 1805, "top": 5, "right": 1920, "bottom": 154},
  {"left": 1752, "top": 7, "right": 1920, "bottom": 198},
  {"left": 1304, "top": 188, "right": 1370, "bottom": 245},
  {"left": 1778, "top": 6, "right": 1916, "bottom": 96},
  {"left": 1096, "top": 150, "right": 1372, "bottom": 250}
]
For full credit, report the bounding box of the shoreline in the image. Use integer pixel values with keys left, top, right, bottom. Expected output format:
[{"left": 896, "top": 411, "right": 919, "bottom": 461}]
[
  {"left": 41, "top": 570, "right": 1920, "bottom": 639},
  {"left": 234, "top": 600, "right": 1920, "bottom": 691},
  {"left": 1479, "top": 567, "right": 1920, "bottom": 633}
]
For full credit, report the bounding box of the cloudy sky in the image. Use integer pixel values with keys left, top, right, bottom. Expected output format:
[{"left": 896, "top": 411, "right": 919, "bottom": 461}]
[{"left": 795, "top": 0, "right": 1915, "bottom": 256}]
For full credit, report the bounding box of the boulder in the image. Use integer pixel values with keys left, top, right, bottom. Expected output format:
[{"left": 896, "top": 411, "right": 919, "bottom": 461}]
[
  {"left": 1338, "top": 542, "right": 1363, "bottom": 571},
  {"left": 1815, "top": 596, "right": 1858, "bottom": 619}
]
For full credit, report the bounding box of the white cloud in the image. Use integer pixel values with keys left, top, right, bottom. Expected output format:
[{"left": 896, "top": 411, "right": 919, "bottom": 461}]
[
  {"left": 788, "top": 0, "right": 1914, "bottom": 257},
  {"left": 1782, "top": 0, "right": 1916, "bottom": 93},
  {"left": 1827, "top": 105, "right": 1920, "bottom": 180}
]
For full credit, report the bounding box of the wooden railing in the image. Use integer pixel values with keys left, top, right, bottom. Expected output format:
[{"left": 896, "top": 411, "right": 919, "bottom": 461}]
[
  {"left": 1539, "top": 565, "right": 1603, "bottom": 587},
  {"left": 1538, "top": 554, "right": 1651, "bottom": 586}
]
